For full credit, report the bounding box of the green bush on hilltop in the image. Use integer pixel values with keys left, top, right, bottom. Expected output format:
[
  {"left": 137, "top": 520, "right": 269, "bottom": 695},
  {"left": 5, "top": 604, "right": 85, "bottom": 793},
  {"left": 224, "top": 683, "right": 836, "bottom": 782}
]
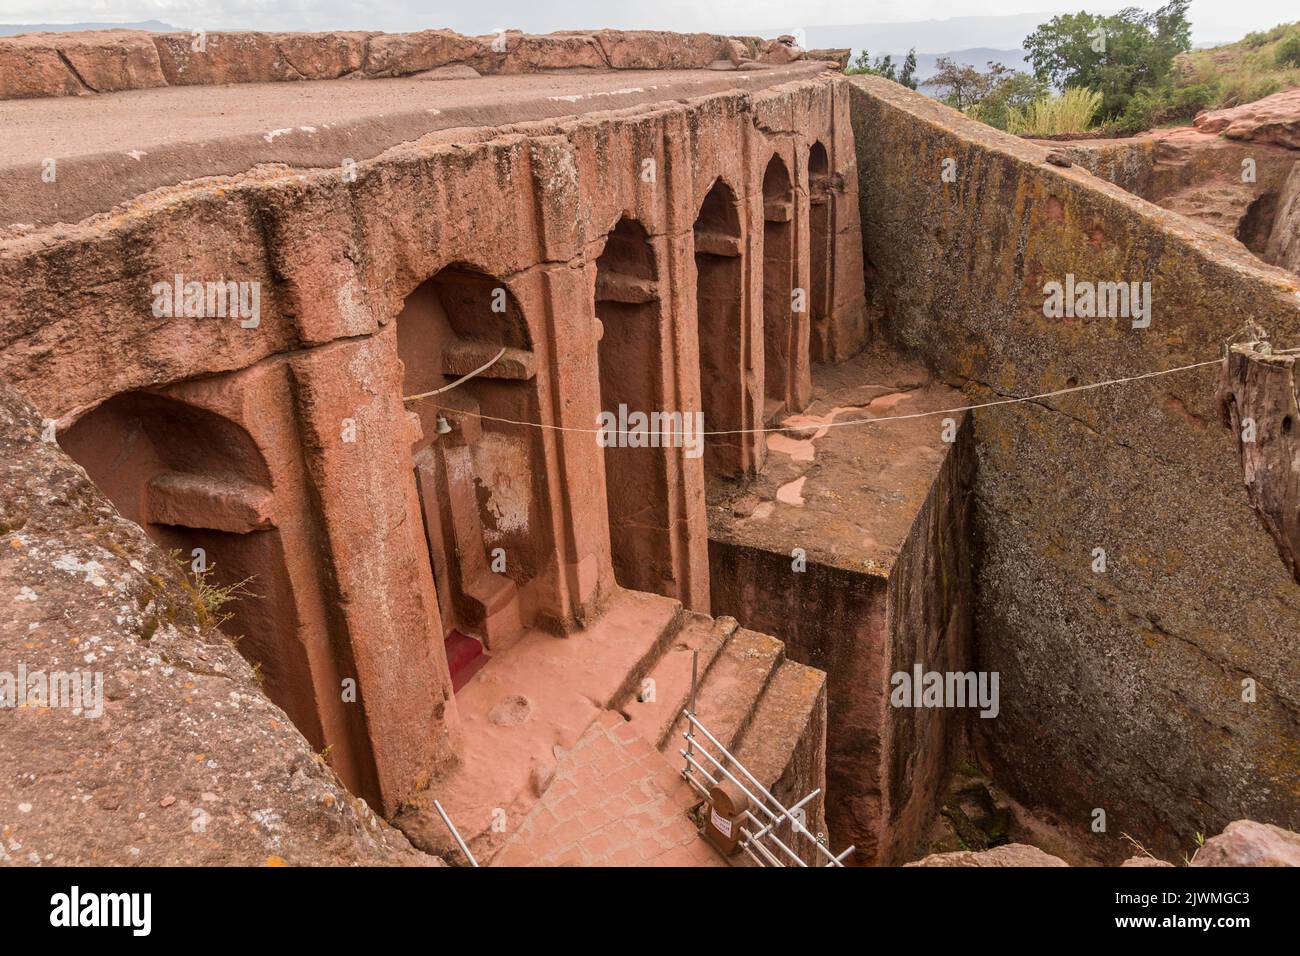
[{"left": 1277, "top": 34, "right": 1300, "bottom": 68}]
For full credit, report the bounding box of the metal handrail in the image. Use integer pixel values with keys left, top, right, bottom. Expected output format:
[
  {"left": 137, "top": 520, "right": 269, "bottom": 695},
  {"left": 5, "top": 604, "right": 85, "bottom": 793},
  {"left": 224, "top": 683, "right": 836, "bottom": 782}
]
[
  {"left": 680, "top": 734, "right": 808, "bottom": 866},
  {"left": 432, "top": 799, "right": 480, "bottom": 867},
  {"left": 679, "top": 650, "right": 854, "bottom": 867}
]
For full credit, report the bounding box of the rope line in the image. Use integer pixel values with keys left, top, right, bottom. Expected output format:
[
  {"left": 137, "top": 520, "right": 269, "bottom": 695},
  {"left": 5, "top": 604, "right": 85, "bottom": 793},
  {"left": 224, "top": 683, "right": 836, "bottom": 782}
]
[
  {"left": 404, "top": 357, "right": 1222, "bottom": 438},
  {"left": 402, "top": 346, "right": 508, "bottom": 402}
]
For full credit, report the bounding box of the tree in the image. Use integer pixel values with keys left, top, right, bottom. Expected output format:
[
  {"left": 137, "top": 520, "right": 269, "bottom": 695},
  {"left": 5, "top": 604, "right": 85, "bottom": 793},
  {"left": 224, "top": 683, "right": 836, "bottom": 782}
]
[
  {"left": 847, "top": 46, "right": 920, "bottom": 90},
  {"left": 971, "top": 71, "right": 1051, "bottom": 130},
  {"left": 898, "top": 49, "right": 919, "bottom": 90},
  {"left": 1022, "top": 1, "right": 1193, "bottom": 119},
  {"left": 923, "top": 59, "right": 1051, "bottom": 130},
  {"left": 848, "top": 49, "right": 896, "bottom": 81}
]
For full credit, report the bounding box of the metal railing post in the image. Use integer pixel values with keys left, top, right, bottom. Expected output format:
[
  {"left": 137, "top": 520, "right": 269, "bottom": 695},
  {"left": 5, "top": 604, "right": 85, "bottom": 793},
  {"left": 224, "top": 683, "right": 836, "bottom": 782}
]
[
  {"left": 683, "top": 649, "right": 699, "bottom": 777},
  {"left": 433, "top": 798, "right": 480, "bottom": 868},
  {"left": 679, "top": 707, "right": 854, "bottom": 867}
]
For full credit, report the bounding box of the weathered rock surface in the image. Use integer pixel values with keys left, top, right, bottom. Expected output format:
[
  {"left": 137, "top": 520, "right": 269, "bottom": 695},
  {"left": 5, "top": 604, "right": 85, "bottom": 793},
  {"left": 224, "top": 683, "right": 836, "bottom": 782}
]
[
  {"left": 0, "top": 27, "right": 832, "bottom": 100},
  {"left": 851, "top": 74, "right": 1300, "bottom": 862},
  {"left": 1191, "top": 820, "right": 1300, "bottom": 866},
  {"left": 1218, "top": 343, "right": 1300, "bottom": 584},
  {"left": 758, "top": 36, "right": 805, "bottom": 66},
  {"left": 911, "top": 821, "right": 1300, "bottom": 866},
  {"left": 1265, "top": 160, "right": 1300, "bottom": 274},
  {"left": 0, "top": 381, "right": 429, "bottom": 866},
  {"left": 1196, "top": 88, "right": 1300, "bottom": 149},
  {"left": 1049, "top": 127, "right": 1299, "bottom": 272},
  {"left": 906, "top": 844, "right": 1070, "bottom": 867}
]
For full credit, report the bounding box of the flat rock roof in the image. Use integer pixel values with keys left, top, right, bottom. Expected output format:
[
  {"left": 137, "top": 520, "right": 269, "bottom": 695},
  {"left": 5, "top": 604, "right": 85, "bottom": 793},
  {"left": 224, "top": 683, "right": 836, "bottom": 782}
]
[
  {"left": 708, "top": 345, "right": 966, "bottom": 575},
  {"left": 0, "top": 62, "right": 830, "bottom": 232}
]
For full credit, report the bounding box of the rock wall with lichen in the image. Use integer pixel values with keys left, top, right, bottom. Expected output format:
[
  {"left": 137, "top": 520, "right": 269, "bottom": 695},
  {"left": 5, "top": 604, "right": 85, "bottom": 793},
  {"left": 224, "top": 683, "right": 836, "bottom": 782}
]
[
  {"left": 0, "top": 381, "right": 429, "bottom": 866},
  {"left": 849, "top": 75, "right": 1300, "bottom": 861}
]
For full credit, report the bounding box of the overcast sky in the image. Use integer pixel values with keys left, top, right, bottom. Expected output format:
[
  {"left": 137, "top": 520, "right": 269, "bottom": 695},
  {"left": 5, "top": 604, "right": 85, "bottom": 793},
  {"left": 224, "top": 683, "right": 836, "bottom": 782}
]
[{"left": 0, "top": 1, "right": 1293, "bottom": 46}]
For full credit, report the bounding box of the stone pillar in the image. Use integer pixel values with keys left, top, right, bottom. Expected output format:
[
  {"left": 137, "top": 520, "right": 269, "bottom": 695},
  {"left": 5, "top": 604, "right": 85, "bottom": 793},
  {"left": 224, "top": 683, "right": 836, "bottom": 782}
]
[
  {"left": 825, "top": 80, "right": 870, "bottom": 361},
  {"left": 662, "top": 228, "right": 711, "bottom": 613},
  {"left": 287, "top": 326, "right": 458, "bottom": 815},
  {"left": 791, "top": 144, "right": 814, "bottom": 412},
  {"left": 529, "top": 262, "right": 617, "bottom": 626}
]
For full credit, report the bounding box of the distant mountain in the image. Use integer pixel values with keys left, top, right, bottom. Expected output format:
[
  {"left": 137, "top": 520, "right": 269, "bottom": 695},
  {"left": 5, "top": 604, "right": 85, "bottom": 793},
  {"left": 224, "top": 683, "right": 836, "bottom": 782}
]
[
  {"left": 902, "top": 49, "right": 1031, "bottom": 83},
  {"left": 800, "top": 12, "right": 1061, "bottom": 58},
  {"left": 0, "top": 21, "right": 179, "bottom": 37},
  {"left": 797, "top": 12, "right": 1055, "bottom": 88}
]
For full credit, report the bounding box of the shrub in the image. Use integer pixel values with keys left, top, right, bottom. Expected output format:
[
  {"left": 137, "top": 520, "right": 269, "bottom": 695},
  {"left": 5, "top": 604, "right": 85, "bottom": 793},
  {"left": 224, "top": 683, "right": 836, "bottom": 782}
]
[
  {"left": 1112, "top": 80, "right": 1221, "bottom": 133},
  {"left": 1277, "top": 34, "right": 1300, "bottom": 68}
]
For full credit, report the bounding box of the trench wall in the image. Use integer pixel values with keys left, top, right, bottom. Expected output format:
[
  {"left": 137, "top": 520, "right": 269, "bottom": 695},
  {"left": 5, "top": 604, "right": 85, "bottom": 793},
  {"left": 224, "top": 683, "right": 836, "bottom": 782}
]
[{"left": 850, "top": 74, "right": 1300, "bottom": 859}]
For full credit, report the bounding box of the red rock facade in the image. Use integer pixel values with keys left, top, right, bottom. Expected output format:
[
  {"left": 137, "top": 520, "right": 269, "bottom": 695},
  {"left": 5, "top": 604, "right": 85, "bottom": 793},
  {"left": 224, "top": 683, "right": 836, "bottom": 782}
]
[{"left": 0, "top": 60, "right": 866, "bottom": 815}]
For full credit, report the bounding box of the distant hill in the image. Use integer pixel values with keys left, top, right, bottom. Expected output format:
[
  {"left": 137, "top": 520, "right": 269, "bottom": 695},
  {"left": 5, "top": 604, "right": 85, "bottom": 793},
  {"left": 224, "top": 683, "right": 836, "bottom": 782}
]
[
  {"left": 801, "top": 13, "right": 1054, "bottom": 58},
  {"left": 907, "top": 49, "right": 1031, "bottom": 83},
  {"left": 0, "top": 21, "right": 179, "bottom": 37},
  {"left": 798, "top": 13, "right": 1049, "bottom": 87},
  {"left": 1174, "top": 21, "right": 1300, "bottom": 107}
]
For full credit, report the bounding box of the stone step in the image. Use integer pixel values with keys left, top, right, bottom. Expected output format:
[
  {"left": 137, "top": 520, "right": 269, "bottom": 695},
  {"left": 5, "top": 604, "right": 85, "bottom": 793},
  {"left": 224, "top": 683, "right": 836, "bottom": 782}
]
[
  {"left": 605, "top": 599, "right": 689, "bottom": 712},
  {"left": 730, "top": 658, "right": 829, "bottom": 866},
  {"left": 619, "top": 612, "right": 739, "bottom": 749},
  {"left": 401, "top": 588, "right": 688, "bottom": 862},
  {"left": 666, "top": 627, "right": 785, "bottom": 766}
]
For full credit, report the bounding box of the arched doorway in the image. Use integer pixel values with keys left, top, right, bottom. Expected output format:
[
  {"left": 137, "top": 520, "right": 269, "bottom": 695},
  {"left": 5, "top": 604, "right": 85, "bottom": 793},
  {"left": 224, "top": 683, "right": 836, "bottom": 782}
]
[
  {"left": 693, "top": 177, "right": 747, "bottom": 480},
  {"left": 398, "top": 266, "right": 543, "bottom": 682},
  {"left": 808, "top": 142, "right": 833, "bottom": 364},
  {"left": 762, "top": 154, "right": 796, "bottom": 419},
  {"left": 57, "top": 393, "right": 314, "bottom": 739},
  {"left": 593, "top": 216, "right": 674, "bottom": 596}
]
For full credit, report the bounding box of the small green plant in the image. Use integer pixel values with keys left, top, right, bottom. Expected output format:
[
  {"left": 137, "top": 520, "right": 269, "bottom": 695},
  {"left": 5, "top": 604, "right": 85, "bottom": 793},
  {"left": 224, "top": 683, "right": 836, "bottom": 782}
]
[
  {"left": 1007, "top": 87, "right": 1103, "bottom": 136},
  {"left": 194, "top": 572, "right": 253, "bottom": 630},
  {"left": 1182, "top": 830, "right": 1207, "bottom": 865},
  {"left": 171, "top": 550, "right": 254, "bottom": 631}
]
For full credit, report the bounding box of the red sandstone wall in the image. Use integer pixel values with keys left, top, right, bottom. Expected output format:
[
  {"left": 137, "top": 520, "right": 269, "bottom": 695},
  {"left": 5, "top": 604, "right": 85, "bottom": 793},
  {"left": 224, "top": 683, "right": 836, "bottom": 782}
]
[
  {"left": 880, "top": 415, "right": 977, "bottom": 862},
  {"left": 0, "top": 73, "right": 867, "bottom": 814},
  {"left": 0, "top": 28, "right": 839, "bottom": 101},
  {"left": 707, "top": 415, "right": 975, "bottom": 864}
]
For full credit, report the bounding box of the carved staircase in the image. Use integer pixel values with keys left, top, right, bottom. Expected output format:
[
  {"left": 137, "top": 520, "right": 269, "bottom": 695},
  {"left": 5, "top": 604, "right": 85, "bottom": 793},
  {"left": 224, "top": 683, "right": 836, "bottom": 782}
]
[{"left": 409, "top": 590, "right": 828, "bottom": 867}]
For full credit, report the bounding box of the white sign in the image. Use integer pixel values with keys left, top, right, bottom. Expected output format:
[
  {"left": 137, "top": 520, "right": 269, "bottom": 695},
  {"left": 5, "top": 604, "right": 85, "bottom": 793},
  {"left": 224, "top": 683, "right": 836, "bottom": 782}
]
[{"left": 710, "top": 808, "right": 732, "bottom": 838}]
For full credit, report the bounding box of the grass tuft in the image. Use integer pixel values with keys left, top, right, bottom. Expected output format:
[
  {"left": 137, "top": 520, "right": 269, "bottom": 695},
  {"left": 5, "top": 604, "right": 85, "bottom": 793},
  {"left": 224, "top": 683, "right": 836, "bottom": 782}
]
[{"left": 1007, "top": 88, "right": 1103, "bottom": 135}]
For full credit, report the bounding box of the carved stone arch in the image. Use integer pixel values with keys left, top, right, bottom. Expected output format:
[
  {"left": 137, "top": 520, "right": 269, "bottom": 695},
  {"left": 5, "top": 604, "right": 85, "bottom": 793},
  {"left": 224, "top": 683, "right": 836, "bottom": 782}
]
[
  {"left": 761, "top": 152, "right": 797, "bottom": 416},
  {"left": 57, "top": 392, "right": 317, "bottom": 738},
  {"left": 693, "top": 176, "right": 750, "bottom": 479},
  {"left": 398, "top": 264, "right": 547, "bottom": 683}
]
